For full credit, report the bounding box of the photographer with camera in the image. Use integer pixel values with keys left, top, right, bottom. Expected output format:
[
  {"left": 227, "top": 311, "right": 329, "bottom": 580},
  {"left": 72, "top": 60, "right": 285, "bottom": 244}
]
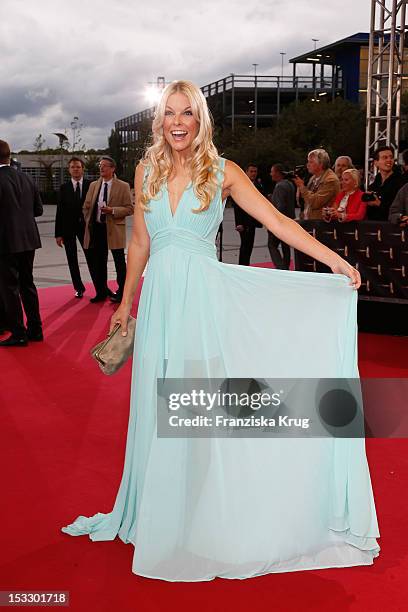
[
  {"left": 365, "top": 146, "right": 406, "bottom": 221},
  {"left": 293, "top": 149, "right": 340, "bottom": 220}
]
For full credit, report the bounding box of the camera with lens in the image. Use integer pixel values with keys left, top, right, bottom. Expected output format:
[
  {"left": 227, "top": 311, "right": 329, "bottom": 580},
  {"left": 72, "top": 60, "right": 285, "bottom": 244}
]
[
  {"left": 283, "top": 165, "right": 308, "bottom": 181},
  {"left": 361, "top": 191, "right": 380, "bottom": 202}
]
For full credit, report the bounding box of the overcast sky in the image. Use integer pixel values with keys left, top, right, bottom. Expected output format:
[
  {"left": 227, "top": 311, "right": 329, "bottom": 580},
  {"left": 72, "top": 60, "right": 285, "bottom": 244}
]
[{"left": 1, "top": 0, "right": 371, "bottom": 151}]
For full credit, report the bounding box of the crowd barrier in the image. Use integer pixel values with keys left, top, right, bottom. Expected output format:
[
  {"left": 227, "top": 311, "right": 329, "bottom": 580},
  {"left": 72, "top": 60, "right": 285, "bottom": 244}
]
[{"left": 294, "top": 220, "right": 408, "bottom": 303}]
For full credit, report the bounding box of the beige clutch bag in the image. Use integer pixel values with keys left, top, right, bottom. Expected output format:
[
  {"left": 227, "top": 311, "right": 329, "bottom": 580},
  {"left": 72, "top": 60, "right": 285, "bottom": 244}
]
[{"left": 90, "top": 315, "right": 136, "bottom": 375}]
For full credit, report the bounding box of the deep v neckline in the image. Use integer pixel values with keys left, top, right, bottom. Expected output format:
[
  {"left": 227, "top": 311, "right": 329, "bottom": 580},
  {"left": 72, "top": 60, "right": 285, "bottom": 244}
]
[{"left": 165, "top": 180, "right": 192, "bottom": 219}]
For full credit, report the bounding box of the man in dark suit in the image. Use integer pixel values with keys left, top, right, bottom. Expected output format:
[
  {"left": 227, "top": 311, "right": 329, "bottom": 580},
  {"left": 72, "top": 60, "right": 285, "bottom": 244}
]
[
  {"left": 267, "top": 164, "right": 296, "bottom": 270},
  {"left": 366, "top": 145, "right": 407, "bottom": 220},
  {"left": 55, "top": 157, "right": 94, "bottom": 298},
  {"left": 231, "top": 163, "right": 264, "bottom": 265},
  {"left": 0, "top": 140, "right": 43, "bottom": 346}
]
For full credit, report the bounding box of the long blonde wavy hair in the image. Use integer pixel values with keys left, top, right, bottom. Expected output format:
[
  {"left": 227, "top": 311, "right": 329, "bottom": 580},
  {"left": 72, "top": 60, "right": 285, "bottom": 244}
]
[{"left": 140, "top": 80, "right": 222, "bottom": 213}]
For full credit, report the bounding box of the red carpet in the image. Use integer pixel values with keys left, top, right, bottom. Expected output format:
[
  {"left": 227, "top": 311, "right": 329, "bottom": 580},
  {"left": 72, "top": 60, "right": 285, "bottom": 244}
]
[{"left": 0, "top": 278, "right": 407, "bottom": 612}]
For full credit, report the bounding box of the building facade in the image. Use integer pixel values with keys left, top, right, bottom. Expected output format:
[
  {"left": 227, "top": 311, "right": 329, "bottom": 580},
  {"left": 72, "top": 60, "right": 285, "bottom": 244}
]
[{"left": 114, "top": 32, "right": 408, "bottom": 173}]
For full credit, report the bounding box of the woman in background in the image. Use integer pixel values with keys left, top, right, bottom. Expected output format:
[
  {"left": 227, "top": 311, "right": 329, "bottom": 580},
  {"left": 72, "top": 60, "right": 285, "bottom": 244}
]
[{"left": 332, "top": 169, "right": 367, "bottom": 222}]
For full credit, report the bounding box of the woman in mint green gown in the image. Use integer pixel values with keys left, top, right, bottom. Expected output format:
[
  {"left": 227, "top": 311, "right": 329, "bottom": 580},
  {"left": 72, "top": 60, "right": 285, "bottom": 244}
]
[{"left": 62, "top": 80, "right": 380, "bottom": 581}]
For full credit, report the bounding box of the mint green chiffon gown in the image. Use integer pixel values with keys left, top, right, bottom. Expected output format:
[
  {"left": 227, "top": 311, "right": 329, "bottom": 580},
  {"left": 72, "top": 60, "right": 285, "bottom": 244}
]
[{"left": 61, "top": 157, "right": 380, "bottom": 581}]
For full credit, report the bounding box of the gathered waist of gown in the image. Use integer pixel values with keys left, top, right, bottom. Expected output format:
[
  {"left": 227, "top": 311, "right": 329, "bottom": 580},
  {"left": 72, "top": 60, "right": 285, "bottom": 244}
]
[{"left": 149, "top": 228, "right": 218, "bottom": 259}]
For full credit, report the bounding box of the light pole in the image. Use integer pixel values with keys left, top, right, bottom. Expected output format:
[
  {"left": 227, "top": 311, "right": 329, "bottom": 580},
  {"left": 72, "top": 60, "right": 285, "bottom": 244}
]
[
  {"left": 70, "top": 116, "right": 82, "bottom": 152},
  {"left": 53, "top": 132, "right": 69, "bottom": 186},
  {"left": 280, "top": 52, "right": 286, "bottom": 78},
  {"left": 252, "top": 64, "right": 259, "bottom": 133},
  {"left": 312, "top": 40, "right": 319, "bottom": 100}
]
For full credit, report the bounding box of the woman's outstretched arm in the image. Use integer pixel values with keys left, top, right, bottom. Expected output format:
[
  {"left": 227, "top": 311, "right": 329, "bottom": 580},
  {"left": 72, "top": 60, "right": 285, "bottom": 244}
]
[{"left": 223, "top": 160, "right": 360, "bottom": 288}]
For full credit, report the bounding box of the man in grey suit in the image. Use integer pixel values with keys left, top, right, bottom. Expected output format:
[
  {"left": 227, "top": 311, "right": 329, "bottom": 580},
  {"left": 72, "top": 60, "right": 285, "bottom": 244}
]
[
  {"left": 389, "top": 183, "right": 408, "bottom": 226},
  {"left": 267, "top": 164, "right": 296, "bottom": 270},
  {"left": 0, "top": 140, "right": 43, "bottom": 346}
]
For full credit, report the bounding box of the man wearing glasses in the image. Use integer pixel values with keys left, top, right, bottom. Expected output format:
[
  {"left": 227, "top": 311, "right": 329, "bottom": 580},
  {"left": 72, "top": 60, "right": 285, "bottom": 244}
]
[{"left": 82, "top": 156, "right": 133, "bottom": 303}]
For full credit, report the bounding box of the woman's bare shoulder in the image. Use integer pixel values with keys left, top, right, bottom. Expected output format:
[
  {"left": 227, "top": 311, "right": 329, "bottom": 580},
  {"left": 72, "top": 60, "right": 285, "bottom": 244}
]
[
  {"left": 223, "top": 158, "right": 240, "bottom": 173},
  {"left": 221, "top": 158, "right": 244, "bottom": 193},
  {"left": 135, "top": 161, "right": 147, "bottom": 177},
  {"left": 135, "top": 160, "right": 150, "bottom": 185}
]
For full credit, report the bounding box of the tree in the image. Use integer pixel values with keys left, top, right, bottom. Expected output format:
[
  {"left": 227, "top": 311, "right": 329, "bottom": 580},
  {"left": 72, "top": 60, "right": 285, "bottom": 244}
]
[
  {"left": 32, "top": 156, "right": 60, "bottom": 203},
  {"left": 84, "top": 154, "right": 100, "bottom": 177},
  {"left": 215, "top": 98, "right": 366, "bottom": 172},
  {"left": 275, "top": 98, "right": 366, "bottom": 166},
  {"left": 108, "top": 128, "right": 123, "bottom": 176}
]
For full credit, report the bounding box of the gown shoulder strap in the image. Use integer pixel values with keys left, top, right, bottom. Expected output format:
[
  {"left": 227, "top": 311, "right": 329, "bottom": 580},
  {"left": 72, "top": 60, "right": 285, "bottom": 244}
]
[
  {"left": 142, "top": 162, "right": 151, "bottom": 186},
  {"left": 216, "top": 156, "right": 226, "bottom": 191}
]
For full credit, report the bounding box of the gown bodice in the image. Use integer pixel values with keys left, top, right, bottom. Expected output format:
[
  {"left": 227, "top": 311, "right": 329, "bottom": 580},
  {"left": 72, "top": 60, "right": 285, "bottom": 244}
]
[{"left": 143, "top": 158, "right": 226, "bottom": 260}]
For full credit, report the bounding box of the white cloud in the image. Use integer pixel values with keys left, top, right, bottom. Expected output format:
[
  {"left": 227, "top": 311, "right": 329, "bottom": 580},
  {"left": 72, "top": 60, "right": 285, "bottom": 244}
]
[
  {"left": 1, "top": 0, "right": 371, "bottom": 150},
  {"left": 25, "top": 88, "right": 51, "bottom": 102}
]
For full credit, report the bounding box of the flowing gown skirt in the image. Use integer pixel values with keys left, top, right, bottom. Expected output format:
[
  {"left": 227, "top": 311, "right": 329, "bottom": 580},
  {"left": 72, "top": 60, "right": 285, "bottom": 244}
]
[{"left": 62, "top": 158, "right": 380, "bottom": 581}]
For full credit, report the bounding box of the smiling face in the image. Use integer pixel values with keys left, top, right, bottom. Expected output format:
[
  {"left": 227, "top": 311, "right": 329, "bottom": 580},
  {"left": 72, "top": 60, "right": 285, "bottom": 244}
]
[
  {"left": 341, "top": 171, "right": 357, "bottom": 192},
  {"left": 99, "top": 159, "right": 115, "bottom": 181},
  {"left": 163, "top": 92, "right": 199, "bottom": 154},
  {"left": 375, "top": 149, "right": 394, "bottom": 174}
]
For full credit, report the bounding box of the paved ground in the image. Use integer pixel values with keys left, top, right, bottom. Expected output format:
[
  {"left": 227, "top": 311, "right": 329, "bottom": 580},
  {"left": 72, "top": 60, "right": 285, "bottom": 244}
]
[{"left": 34, "top": 204, "right": 290, "bottom": 289}]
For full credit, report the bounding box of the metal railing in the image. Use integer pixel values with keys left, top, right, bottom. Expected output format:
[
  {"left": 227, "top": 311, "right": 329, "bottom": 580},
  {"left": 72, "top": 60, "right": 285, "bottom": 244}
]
[
  {"left": 115, "top": 73, "right": 343, "bottom": 130},
  {"left": 201, "top": 74, "right": 342, "bottom": 97}
]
